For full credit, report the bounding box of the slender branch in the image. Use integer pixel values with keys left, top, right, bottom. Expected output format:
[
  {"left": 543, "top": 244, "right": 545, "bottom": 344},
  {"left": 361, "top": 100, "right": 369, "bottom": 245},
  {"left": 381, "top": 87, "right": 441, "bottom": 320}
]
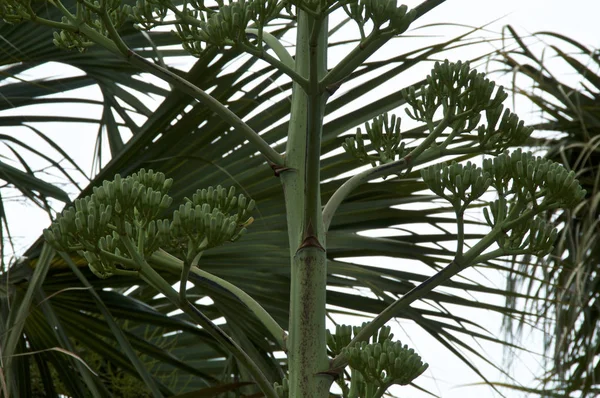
[
  {"left": 323, "top": 116, "right": 449, "bottom": 231},
  {"left": 149, "top": 249, "right": 286, "bottom": 350},
  {"left": 97, "top": 4, "right": 130, "bottom": 55},
  {"left": 125, "top": 50, "right": 284, "bottom": 165},
  {"left": 239, "top": 41, "right": 307, "bottom": 89},
  {"left": 371, "top": 382, "right": 392, "bottom": 398},
  {"left": 98, "top": 249, "right": 138, "bottom": 268},
  {"left": 27, "top": 13, "right": 74, "bottom": 30},
  {"left": 320, "top": 0, "right": 447, "bottom": 90},
  {"left": 161, "top": 2, "right": 205, "bottom": 27},
  {"left": 76, "top": 0, "right": 101, "bottom": 13},
  {"left": 326, "top": 0, "right": 354, "bottom": 15},
  {"left": 319, "top": 30, "right": 390, "bottom": 90},
  {"left": 323, "top": 157, "right": 408, "bottom": 231},
  {"left": 330, "top": 223, "right": 504, "bottom": 371},
  {"left": 413, "top": 0, "right": 447, "bottom": 19},
  {"left": 245, "top": 28, "right": 295, "bottom": 69},
  {"left": 119, "top": 236, "right": 278, "bottom": 398}
]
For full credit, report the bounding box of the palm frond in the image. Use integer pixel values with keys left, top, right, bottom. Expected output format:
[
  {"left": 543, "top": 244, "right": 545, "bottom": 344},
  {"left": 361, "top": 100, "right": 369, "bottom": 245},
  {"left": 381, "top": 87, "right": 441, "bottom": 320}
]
[{"left": 493, "top": 26, "right": 600, "bottom": 397}]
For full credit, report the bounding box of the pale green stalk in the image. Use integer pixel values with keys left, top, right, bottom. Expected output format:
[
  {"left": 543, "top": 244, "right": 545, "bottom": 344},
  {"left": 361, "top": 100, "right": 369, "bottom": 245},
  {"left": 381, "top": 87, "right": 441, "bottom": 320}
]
[
  {"left": 245, "top": 28, "right": 296, "bottom": 69},
  {"left": 330, "top": 220, "right": 509, "bottom": 370},
  {"left": 119, "top": 235, "right": 278, "bottom": 398},
  {"left": 149, "top": 249, "right": 286, "bottom": 349},
  {"left": 48, "top": 0, "right": 284, "bottom": 166},
  {"left": 279, "top": 9, "right": 332, "bottom": 397},
  {"left": 323, "top": 116, "right": 450, "bottom": 231}
]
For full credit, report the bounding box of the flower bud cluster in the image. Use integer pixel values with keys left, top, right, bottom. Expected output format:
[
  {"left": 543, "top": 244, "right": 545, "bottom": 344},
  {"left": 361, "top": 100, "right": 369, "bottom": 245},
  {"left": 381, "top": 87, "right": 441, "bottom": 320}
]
[
  {"left": 342, "top": 337, "right": 428, "bottom": 387},
  {"left": 487, "top": 214, "right": 558, "bottom": 256},
  {"left": 328, "top": 323, "right": 427, "bottom": 391},
  {"left": 188, "top": 185, "right": 254, "bottom": 221},
  {"left": 44, "top": 169, "right": 174, "bottom": 278},
  {"left": 90, "top": 170, "right": 174, "bottom": 226},
  {"left": 167, "top": 188, "right": 254, "bottom": 261},
  {"left": 482, "top": 149, "right": 586, "bottom": 208},
  {"left": 131, "top": 0, "right": 168, "bottom": 30},
  {"left": 421, "top": 161, "right": 491, "bottom": 209},
  {"left": 0, "top": 0, "right": 31, "bottom": 24},
  {"left": 327, "top": 323, "right": 392, "bottom": 355},
  {"left": 133, "top": 0, "right": 278, "bottom": 53},
  {"left": 477, "top": 105, "right": 533, "bottom": 154},
  {"left": 342, "top": 113, "right": 406, "bottom": 167},
  {"left": 43, "top": 197, "right": 114, "bottom": 253},
  {"left": 53, "top": 1, "right": 131, "bottom": 51},
  {"left": 421, "top": 148, "right": 585, "bottom": 257},
  {"left": 473, "top": 149, "right": 585, "bottom": 254},
  {"left": 43, "top": 169, "right": 255, "bottom": 278},
  {"left": 344, "top": 0, "right": 415, "bottom": 33},
  {"left": 403, "top": 61, "right": 509, "bottom": 133},
  {"left": 327, "top": 324, "right": 354, "bottom": 355}
]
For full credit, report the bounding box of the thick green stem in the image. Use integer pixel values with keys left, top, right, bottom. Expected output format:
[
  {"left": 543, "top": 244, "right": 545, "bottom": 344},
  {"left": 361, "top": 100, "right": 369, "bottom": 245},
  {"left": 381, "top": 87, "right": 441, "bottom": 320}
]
[
  {"left": 280, "top": 10, "right": 331, "bottom": 398},
  {"left": 289, "top": 245, "right": 330, "bottom": 396}
]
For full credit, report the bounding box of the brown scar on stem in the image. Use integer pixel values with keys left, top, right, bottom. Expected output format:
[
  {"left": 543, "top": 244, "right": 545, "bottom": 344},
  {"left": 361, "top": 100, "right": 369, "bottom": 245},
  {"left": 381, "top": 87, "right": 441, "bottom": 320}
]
[
  {"left": 316, "top": 361, "right": 346, "bottom": 380},
  {"left": 325, "top": 75, "right": 349, "bottom": 97},
  {"left": 299, "top": 222, "right": 325, "bottom": 251},
  {"left": 315, "top": 369, "right": 342, "bottom": 380},
  {"left": 270, "top": 162, "right": 293, "bottom": 177},
  {"left": 325, "top": 80, "right": 342, "bottom": 96}
]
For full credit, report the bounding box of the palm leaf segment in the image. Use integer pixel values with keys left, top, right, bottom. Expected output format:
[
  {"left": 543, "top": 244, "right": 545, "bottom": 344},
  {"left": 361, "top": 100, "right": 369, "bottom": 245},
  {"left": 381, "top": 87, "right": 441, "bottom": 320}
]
[{"left": 494, "top": 26, "right": 600, "bottom": 397}]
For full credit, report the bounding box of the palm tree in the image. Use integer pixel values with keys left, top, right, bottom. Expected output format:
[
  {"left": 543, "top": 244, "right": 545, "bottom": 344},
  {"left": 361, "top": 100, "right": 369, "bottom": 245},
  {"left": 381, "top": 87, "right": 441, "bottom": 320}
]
[
  {"left": 492, "top": 26, "right": 600, "bottom": 397},
  {"left": 0, "top": 2, "right": 549, "bottom": 396}
]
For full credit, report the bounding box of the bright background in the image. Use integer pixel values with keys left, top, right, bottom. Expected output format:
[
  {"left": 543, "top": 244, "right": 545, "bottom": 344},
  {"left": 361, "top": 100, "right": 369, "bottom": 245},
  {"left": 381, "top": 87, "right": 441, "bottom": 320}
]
[{"left": 2, "top": 0, "right": 599, "bottom": 396}]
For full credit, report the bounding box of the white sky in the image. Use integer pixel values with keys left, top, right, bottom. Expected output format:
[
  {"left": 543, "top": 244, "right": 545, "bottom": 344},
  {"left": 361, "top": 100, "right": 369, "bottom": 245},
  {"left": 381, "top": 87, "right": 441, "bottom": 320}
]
[{"left": 2, "top": 0, "right": 600, "bottom": 397}]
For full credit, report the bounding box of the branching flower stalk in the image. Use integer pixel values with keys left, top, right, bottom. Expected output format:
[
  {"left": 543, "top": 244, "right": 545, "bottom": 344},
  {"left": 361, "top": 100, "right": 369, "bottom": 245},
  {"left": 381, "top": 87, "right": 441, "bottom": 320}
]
[{"left": 1, "top": 0, "right": 587, "bottom": 397}]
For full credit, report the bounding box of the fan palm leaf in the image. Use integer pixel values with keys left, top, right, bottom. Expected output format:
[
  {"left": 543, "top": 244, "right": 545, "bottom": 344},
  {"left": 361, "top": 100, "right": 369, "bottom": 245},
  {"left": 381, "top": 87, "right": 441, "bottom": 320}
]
[{"left": 493, "top": 25, "right": 600, "bottom": 397}]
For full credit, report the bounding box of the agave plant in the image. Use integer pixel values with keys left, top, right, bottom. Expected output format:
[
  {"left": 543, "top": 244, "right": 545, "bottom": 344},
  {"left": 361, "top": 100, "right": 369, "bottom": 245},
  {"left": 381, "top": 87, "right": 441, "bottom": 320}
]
[
  {"left": 493, "top": 26, "right": 600, "bottom": 397},
  {"left": 0, "top": 1, "right": 582, "bottom": 397}
]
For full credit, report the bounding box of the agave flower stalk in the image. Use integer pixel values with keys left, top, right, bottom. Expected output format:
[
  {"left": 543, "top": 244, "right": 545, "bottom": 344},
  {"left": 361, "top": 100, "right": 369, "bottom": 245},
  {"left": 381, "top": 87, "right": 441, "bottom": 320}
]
[{"left": 275, "top": 7, "right": 332, "bottom": 396}]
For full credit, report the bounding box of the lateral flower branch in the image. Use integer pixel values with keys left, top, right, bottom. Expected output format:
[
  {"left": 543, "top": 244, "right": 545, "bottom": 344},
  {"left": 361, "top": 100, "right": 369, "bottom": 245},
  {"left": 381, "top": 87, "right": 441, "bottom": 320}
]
[
  {"left": 329, "top": 61, "right": 585, "bottom": 373},
  {"left": 1, "top": 0, "right": 586, "bottom": 397},
  {"left": 43, "top": 169, "right": 281, "bottom": 398}
]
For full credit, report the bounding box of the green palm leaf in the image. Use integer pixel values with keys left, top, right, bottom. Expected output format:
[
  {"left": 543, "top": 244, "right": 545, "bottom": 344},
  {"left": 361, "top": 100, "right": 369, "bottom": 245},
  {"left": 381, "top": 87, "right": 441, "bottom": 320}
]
[{"left": 493, "top": 25, "right": 600, "bottom": 397}]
